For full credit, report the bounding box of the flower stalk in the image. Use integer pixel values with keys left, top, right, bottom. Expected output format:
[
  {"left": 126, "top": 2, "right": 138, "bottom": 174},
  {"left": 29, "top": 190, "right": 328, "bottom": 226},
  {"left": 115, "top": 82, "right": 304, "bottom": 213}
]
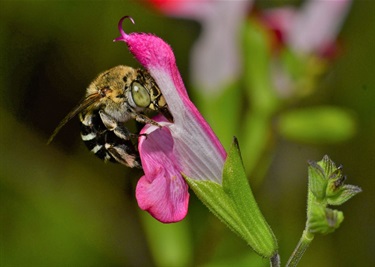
[{"left": 286, "top": 230, "right": 314, "bottom": 267}]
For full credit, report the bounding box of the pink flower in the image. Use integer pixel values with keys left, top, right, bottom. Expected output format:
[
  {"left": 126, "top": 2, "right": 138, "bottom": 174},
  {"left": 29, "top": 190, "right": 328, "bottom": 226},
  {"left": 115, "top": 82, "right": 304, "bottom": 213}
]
[
  {"left": 115, "top": 17, "right": 227, "bottom": 223},
  {"left": 262, "top": 0, "right": 352, "bottom": 56}
]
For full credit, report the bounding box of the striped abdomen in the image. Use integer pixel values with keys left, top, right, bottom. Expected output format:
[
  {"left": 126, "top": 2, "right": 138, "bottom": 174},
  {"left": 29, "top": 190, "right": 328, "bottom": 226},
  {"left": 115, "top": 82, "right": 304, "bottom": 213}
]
[{"left": 79, "top": 110, "right": 141, "bottom": 168}]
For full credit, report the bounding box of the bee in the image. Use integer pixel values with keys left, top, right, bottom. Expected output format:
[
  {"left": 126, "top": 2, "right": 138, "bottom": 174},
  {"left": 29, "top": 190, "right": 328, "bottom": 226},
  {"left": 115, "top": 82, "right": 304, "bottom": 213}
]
[{"left": 48, "top": 65, "right": 173, "bottom": 168}]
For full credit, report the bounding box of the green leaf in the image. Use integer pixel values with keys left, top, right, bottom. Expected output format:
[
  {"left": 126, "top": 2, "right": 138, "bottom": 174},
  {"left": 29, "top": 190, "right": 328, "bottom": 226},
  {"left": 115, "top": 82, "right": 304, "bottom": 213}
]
[{"left": 278, "top": 106, "right": 357, "bottom": 144}]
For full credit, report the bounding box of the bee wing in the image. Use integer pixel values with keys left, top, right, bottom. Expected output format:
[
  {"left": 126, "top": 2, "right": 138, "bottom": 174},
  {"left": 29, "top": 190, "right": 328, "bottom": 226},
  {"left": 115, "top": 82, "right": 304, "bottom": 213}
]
[{"left": 47, "top": 93, "right": 101, "bottom": 144}]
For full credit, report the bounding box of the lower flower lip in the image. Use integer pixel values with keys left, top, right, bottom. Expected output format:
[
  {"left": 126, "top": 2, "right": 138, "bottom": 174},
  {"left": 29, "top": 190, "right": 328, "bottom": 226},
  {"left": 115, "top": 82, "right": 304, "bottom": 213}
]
[{"left": 137, "top": 120, "right": 190, "bottom": 223}]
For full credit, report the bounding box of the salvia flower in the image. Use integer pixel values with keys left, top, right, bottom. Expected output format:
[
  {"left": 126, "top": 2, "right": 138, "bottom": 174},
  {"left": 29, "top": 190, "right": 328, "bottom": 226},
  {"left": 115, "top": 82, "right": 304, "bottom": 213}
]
[
  {"left": 262, "top": 0, "right": 352, "bottom": 57},
  {"left": 115, "top": 16, "right": 226, "bottom": 223}
]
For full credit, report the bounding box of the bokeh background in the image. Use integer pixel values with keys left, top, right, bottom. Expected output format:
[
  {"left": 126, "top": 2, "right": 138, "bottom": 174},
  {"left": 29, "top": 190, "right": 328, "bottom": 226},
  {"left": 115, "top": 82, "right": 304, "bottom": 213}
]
[{"left": 1, "top": 1, "right": 374, "bottom": 266}]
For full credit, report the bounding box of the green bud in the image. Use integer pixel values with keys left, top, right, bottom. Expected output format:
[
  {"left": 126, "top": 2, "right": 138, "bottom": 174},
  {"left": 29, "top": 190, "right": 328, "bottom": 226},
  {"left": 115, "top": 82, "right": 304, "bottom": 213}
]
[
  {"left": 308, "top": 161, "right": 327, "bottom": 200},
  {"left": 305, "top": 155, "right": 360, "bottom": 235},
  {"left": 314, "top": 155, "right": 363, "bottom": 205},
  {"left": 318, "top": 155, "right": 337, "bottom": 178},
  {"left": 308, "top": 203, "right": 344, "bottom": 235}
]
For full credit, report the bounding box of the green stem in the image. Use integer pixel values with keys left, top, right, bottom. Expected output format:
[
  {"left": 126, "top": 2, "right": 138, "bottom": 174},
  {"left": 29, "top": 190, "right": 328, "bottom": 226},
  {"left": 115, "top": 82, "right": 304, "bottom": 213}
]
[
  {"left": 286, "top": 230, "right": 314, "bottom": 267},
  {"left": 270, "top": 252, "right": 280, "bottom": 267},
  {"left": 286, "top": 182, "right": 316, "bottom": 267}
]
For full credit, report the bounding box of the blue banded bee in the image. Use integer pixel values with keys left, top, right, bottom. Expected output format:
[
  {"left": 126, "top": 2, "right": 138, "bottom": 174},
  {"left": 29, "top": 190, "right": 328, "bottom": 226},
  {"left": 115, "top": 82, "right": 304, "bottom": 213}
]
[{"left": 48, "top": 65, "right": 173, "bottom": 168}]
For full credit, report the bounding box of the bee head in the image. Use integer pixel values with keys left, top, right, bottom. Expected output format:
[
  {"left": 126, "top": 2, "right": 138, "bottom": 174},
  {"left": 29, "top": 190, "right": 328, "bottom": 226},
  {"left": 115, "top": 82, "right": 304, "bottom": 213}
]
[
  {"left": 130, "top": 69, "right": 174, "bottom": 122},
  {"left": 87, "top": 66, "right": 173, "bottom": 121}
]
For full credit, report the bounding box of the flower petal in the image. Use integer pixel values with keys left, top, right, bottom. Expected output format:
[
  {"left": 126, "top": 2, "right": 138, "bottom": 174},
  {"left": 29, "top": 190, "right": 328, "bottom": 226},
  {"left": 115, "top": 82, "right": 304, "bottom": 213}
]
[
  {"left": 136, "top": 123, "right": 189, "bottom": 223},
  {"left": 286, "top": 0, "right": 352, "bottom": 55},
  {"left": 189, "top": 0, "right": 252, "bottom": 92}
]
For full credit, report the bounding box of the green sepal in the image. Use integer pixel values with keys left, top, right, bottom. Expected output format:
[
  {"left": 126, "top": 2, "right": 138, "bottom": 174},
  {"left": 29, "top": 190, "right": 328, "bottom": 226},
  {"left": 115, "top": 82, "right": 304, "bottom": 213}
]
[
  {"left": 318, "top": 155, "right": 337, "bottom": 178},
  {"left": 326, "top": 184, "right": 362, "bottom": 206},
  {"left": 311, "top": 155, "right": 362, "bottom": 205},
  {"left": 308, "top": 161, "right": 327, "bottom": 200},
  {"left": 222, "top": 138, "right": 278, "bottom": 256},
  {"left": 308, "top": 203, "right": 344, "bottom": 235},
  {"left": 184, "top": 178, "right": 248, "bottom": 239},
  {"left": 184, "top": 138, "right": 278, "bottom": 258}
]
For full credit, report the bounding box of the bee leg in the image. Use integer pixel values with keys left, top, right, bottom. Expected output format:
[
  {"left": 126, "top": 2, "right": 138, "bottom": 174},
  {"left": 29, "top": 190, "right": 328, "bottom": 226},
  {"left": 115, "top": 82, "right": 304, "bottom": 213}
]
[
  {"left": 114, "top": 126, "right": 140, "bottom": 141},
  {"left": 132, "top": 113, "right": 161, "bottom": 128},
  {"left": 106, "top": 143, "right": 142, "bottom": 169},
  {"left": 99, "top": 110, "right": 138, "bottom": 140}
]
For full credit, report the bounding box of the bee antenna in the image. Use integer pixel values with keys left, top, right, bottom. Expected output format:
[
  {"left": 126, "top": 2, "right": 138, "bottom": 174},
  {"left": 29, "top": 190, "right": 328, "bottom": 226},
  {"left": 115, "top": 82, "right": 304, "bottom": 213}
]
[
  {"left": 46, "top": 115, "right": 73, "bottom": 145},
  {"left": 47, "top": 93, "right": 101, "bottom": 145}
]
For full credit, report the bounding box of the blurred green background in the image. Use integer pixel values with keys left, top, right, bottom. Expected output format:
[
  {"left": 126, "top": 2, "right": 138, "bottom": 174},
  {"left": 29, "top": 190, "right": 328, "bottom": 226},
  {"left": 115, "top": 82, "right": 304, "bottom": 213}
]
[{"left": 0, "top": 1, "right": 374, "bottom": 266}]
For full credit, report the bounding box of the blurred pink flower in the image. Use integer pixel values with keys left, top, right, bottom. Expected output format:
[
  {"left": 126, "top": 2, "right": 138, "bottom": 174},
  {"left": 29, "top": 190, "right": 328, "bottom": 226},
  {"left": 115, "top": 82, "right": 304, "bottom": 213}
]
[
  {"left": 147, "top": 0, "right": 253, "bottom": 92},
  {"left": 262, "top": 0, "right": 352, "bottom": 56},
  {"left": 115, "top": 17, "right": 226, "bottom": 223}
]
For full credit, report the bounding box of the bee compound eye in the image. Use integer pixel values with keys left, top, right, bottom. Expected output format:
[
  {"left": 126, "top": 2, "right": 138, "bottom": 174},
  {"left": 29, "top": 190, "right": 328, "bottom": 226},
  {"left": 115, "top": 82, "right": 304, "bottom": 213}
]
[{"left": 131, "top": 82, "right": 151, "bottom": 108}]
